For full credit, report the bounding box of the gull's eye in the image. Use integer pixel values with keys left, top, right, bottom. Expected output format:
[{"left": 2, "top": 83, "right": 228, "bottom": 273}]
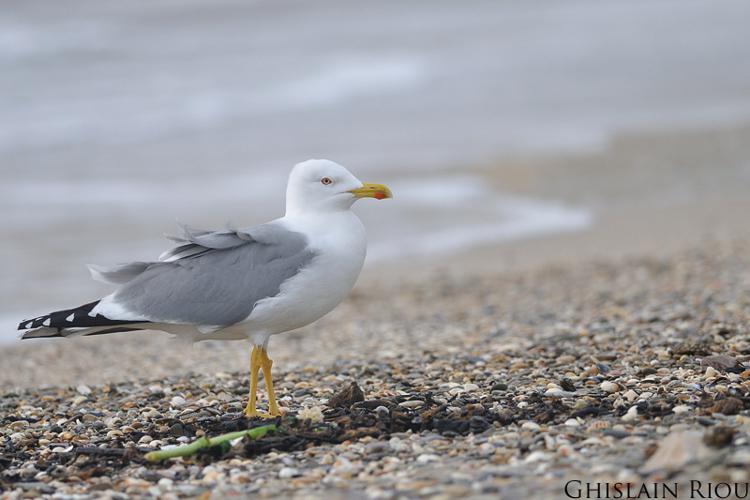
[{"left": 321, "top": 177, "right": 333, "bottom": 185}]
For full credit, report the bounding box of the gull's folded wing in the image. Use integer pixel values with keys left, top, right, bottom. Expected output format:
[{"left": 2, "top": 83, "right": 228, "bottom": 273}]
[
  {"left": 100, "top": 223, "right": 317, "bottom": 327},
  {"left": 22, "top": 222, "right": 318, "bottom": 339}
]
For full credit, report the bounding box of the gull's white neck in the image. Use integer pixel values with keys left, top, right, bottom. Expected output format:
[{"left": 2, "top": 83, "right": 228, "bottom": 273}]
[{"left": 280, "top": 209, "right": 364, "bottom": 244}]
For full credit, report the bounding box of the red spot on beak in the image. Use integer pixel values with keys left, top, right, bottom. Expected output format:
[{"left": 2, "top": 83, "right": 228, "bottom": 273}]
[{"left": 374, "top": 192, "right": 385, "bottom": 200}]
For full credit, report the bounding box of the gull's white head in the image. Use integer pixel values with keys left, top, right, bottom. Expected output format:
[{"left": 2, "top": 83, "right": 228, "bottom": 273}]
[{"left": 285, "top": 159, "right": 392, "bottom": 215}]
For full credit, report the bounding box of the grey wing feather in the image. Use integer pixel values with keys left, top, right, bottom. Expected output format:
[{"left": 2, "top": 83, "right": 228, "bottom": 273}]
[
  {"left": 159, "top": 224, "right": 254, "bottom": 261},
  {"left": 88, "top": 262, "right": 152, "bottom": 285},
  {"left": 91, "top": 225, "right": 242, "bottom": 282},
  {"left": 108, "top": 223, "right": 316, "bottom": 327}
]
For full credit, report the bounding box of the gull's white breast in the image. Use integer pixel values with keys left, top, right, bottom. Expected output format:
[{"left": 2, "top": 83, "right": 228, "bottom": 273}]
[{"left": 236, "top": 211, "right": 367, "bottom": 343}]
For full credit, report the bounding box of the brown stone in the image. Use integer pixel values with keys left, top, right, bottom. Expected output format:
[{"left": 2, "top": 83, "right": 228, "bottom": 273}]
[
  {"left": 709, "top": 397, "right": 744, "bottom": 416},
  {"left": 703, "top": 425, "right": 736, "bottom": 448},
  {"left": 701, "top": 355, "right": 744, "bottom": 373},
  {"left": 327, "top": 382, "right": 365, "bottom": 408}
]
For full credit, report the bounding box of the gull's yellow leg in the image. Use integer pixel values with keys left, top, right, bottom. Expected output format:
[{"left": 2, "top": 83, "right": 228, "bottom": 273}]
[
  {"left": 259, "top": 347, "right": 281, "bottom": 417},
  {"left": 243, "top": 345, "right": 261, "bottom": 417}
]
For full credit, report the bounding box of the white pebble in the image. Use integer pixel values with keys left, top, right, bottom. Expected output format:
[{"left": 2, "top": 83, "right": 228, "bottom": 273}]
[
  {"left": 729, "top": 451, "right": 750, "bottom": 465},
  {"left": 8, "top": 421, "right": 29, "bottom": 431},
  {"left": 389, "top": 437, "right": 410, "bottom": 452},
  {"left": 278, "top": 467, "right": 300, "bottom": 479},
  {"left": 157, "top": 478, "right": 174, "bottom": 491},
  {"left": 170, "top": 396, "right": 187, "bottom": 407},
  {"left": 622, "top": 406, "right": 639, "bottom": 421},
  {"left": 623, "top": 389, "right": 638, "bottom": 402},
  {"left": 416, "top": 454, "right": 439, "bottom": 463},
  {"left": 600, "top": 381, "right": 619, "bottom": 393},
  {"left": 524, "top": 451, "right": 551, "bottom": 463},
  {"left": 297, "top": 406, "right": 325, "bottom": 423},
  {"left": 76, "top": 385, "right": 92, "bottom": 395},
  {"left": 705, "top": 367, "right": 720, "bottom": 378},
  {"left": 399, "top": 400, "right": 424, "bottom": 409},
  {"left": 71, "top": 396, "right": 87, "bottom": 406},
  {"left": 521, "top": 421, "right": 540, "bottom": 431}
]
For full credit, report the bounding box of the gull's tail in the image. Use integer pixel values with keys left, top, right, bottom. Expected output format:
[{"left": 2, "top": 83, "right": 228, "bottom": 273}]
[{"left": 18, "top": 300, "right": 148, "bottom": 339}]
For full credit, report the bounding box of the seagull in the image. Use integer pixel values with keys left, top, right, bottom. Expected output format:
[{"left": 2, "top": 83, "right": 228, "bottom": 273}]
[{"left": 18, "top": 159, "right": 392, "bottom": 418}]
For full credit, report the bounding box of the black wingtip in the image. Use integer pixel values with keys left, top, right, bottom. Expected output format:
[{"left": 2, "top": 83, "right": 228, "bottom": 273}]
[
  {"left": 18, "top": 300, "right": 142, "bottom": 337},
  {"left": 18, "top": 318, "right": 39, "bottom": 330},
  {"left": 17, "top": 313, "right": 53, "bottom": 331}
]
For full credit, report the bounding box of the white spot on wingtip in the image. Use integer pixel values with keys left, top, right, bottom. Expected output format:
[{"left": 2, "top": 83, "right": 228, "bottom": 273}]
[
  {"left": 66, "top": 313, "right": 75, "bottom": 322},
  {"left": 42, "top": 318, "right": 51, "bottom": 326}
]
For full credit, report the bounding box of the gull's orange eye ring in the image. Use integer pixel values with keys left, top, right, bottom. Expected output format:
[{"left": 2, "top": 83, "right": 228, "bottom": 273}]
[{"left": 321, "top": 177, "right": 333, "bottom": 185}]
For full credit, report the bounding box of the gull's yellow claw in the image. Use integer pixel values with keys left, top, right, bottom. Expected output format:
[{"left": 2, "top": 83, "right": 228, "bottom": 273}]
[{"left": 243, "top": 345, "right": 282, "bottom": 418}]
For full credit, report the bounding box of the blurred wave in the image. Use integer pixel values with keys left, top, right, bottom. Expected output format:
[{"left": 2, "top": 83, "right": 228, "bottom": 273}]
[
  {"left": 0, "top": 56, "right": 428, "bottom": 151},
  {"left": 368, "top": 177, "right": 592, "bottom": 261}
]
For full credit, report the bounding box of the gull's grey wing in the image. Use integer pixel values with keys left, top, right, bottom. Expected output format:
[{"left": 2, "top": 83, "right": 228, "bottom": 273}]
[
  {"left": 107, "top": 223, "right": 316, "bottom": 327},
  {"left": 158, "top": 224, "right": 256, "bottom": 262}
]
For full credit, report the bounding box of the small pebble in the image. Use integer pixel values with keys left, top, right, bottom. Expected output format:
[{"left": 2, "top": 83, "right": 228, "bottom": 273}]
[
  {"left": 600, "top": 381, "right": 619, "bottom": 393},
  {"left": 417, "top": 454, "right": 439, "bottom": 463},
  {"left": 297, "top": 406, "right": 325, "bottom": 423},
  {"left": 622, "top": 406, "right": 639, "bottom": 421},
  {"left": 399, "top": 400, "right": 424, "bottom": 409},
  {"left": 278, "top": 467, "right": 300, "bottom": 479},
  {"left": 170, "top": 396, "right": 187, "bottom": 407},
  {"left": 705, "top": 367, "right": 720, "bottom": 378},
  {"left": 76, "top": 385, "right": 92, "bottom": 395}
]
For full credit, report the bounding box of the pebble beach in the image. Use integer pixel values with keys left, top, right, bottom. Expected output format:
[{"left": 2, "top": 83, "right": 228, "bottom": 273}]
[{"left": 2, "top": 240, "right": 750, "bottom": 498}]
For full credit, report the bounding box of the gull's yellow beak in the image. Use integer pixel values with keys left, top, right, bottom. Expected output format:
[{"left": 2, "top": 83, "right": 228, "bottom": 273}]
[{"left": 349, "top": 183, "right": 393, "bottom": 200}]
